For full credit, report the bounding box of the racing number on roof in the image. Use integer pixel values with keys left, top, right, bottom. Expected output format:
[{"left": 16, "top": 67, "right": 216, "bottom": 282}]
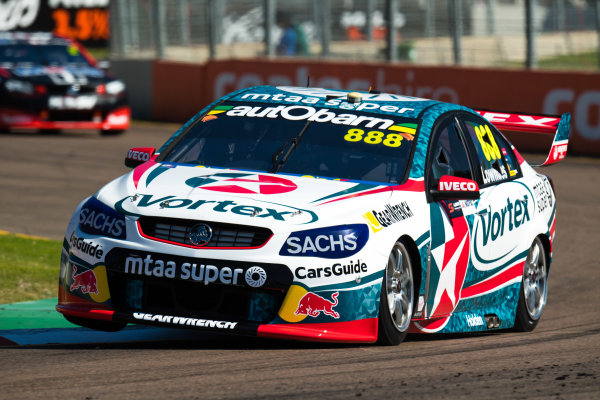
[{"left": 344, "top": 129, "right": 404, "bottom": 148}]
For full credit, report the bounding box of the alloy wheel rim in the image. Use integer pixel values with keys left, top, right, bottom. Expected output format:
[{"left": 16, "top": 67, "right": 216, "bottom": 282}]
[
  {"left": 523, "top": 238, "right": 548, "bottom": 320},
  {"left": 386, "top": 243, "right": 414, "bottom": 332}
]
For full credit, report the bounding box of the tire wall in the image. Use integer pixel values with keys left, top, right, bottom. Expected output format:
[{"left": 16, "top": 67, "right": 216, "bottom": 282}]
[{"left": 113, "top": 59, "right": 600, "bottom": 156}]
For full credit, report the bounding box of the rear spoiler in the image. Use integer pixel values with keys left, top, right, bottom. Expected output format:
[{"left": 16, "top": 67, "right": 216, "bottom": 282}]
[{"left": 476, "top": 110, "right": 571, "bottom": 167}]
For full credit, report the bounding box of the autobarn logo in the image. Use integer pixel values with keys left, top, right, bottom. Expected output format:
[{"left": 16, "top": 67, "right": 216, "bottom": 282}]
[
  {"left": 226, "top": 104, "right": 397, "bottom": 130},
  {"left": 186, "top": 172, "right": 297, "bottom": 195},
  {"left": 363, "top": 202, "right": 414, "bottom": 232},
  {"left": 123, "top": 254, "right": 267, "bottom": 287},
  {"left": 114, "top": 194, "right": 318, "bottom": 224}
]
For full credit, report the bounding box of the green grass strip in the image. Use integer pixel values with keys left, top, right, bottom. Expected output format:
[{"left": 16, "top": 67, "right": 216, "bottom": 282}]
[{"left": 0, "top": 232, "right": 61, "bottom": 304}]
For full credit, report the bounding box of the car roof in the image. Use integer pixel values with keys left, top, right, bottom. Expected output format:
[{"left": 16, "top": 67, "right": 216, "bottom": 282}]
[
  {"left": 224, "top": 85, "right": 446, "bottom": 120},
  {"left": 0, "top": 31, "right": 73, "bottom": 46}
]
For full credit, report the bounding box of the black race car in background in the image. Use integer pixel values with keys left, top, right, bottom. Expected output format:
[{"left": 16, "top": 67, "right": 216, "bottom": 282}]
[{"left": 0, "top": 32, "right": 130, "bottom": 134}]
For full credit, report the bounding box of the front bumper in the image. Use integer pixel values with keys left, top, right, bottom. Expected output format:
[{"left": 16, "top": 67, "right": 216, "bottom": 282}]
[{"left": 0, "top": 106, "right": 130, "bottom": 131}]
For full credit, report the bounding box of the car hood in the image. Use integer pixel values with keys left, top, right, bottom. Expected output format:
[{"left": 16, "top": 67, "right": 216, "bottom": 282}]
[
  {"left": 96, "top": 164, "right": 395, "bottom": 232},
  {"left": 7, "top": 65, "right": 109, "bottom": 86}
]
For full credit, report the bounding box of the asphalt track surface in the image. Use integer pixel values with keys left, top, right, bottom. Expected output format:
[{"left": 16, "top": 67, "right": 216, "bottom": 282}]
[{"left": 0, "top": 124, "right": 599, "bottom": 399}]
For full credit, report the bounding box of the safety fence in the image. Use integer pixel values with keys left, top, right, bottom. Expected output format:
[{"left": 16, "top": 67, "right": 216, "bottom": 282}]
[{"left": 110, "top": 0, "right": 600, "bottom": 69}]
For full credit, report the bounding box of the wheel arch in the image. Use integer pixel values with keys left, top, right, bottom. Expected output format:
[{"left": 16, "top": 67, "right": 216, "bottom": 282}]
[
  {"left": 398, "top": 234, "right": 422, "bottom": 301},
  {"left": 537, "top": 233, "right": 553, "bottom": 274}
]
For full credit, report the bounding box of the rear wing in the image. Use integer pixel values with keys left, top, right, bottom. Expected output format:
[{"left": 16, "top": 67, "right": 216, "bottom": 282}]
[{"left": 476, "top": 110, "right": 571, "bottom": 167}]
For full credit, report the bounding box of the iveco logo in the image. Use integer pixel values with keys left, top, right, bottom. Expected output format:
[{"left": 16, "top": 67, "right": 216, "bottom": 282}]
[{"left": 188, "top": 224, "right": 213, "bottom": 246}]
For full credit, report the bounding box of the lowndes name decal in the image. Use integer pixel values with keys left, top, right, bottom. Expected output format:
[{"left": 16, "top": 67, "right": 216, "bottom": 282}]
[
  {"left": 133, "top": 313, "right": 237, "bottom": 329},
  {"left": 114, "top": 194, "right": 318, "bottom": 223}
]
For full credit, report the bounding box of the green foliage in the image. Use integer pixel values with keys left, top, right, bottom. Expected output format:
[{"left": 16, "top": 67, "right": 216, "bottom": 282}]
[{"left": 0, "top": 234, "right": 61, "bottom": 304}]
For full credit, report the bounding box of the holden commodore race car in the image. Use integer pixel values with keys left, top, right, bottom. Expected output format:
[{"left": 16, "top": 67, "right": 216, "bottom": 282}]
[
  {"left": 57, "top": 85, "right": 570, "bottom": 345},
  {"left": 0, "top": 32, "right": 129, "bottom": 134}
]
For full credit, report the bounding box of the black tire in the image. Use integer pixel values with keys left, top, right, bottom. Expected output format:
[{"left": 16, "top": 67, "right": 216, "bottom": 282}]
[
  {"left": 514, "top": 237, "right": 548, "bottom": 332},
  {"left": 38, "top": 129, "right": 61, "bottom": 135},
  {"left": 377, "top": 240, "right": 415, "bottom": 345},
  {"left": 100, "top": 129, "right": 125, "bottom": 136},
  {"left": 65, "top": 315, "right": 126, "bottom": 332}
]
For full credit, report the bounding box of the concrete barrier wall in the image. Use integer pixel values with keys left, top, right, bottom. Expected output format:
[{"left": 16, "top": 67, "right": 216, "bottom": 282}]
[{"left": 116, "top": 58, "right": 600, "bottom": 155}]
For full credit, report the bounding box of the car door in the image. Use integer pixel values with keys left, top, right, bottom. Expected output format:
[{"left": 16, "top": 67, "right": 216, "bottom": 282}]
[
  {"left": 423, "top": 113, "right": 478, "bottom": 324},
  {"left": 456, "top": 111, "right": 531, "bottom": 302}
]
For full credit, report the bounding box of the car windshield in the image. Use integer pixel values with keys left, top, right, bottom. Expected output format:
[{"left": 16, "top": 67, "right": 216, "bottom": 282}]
[
  {"left": 0, "top": 44, "right": 91, "bottom": 68},
  {"left": 160, "top": 102, "right": 419, "bottom": 184}
]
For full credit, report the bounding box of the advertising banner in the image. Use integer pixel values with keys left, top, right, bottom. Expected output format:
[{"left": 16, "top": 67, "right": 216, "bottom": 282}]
[{"left": 0, "top": 0, "right": 109, "bottom": 47}]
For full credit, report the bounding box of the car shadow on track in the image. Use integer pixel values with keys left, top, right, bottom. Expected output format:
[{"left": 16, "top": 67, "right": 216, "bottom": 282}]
[{"left": 12, "top": 330, "right": 507, "bottom": 351}]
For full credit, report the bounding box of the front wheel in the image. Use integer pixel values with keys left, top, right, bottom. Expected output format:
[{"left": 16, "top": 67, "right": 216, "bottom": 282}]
[
  {"left": 377, "top": 240, "right": 415, "bottom": 345},
  {"left": 514, "top": 237, "right": 548, "bottom": 332}
]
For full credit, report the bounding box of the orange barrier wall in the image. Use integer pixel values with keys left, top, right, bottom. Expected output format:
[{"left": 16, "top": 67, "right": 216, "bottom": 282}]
[
  {"left": 152, "top": 58, "right": 600, "bottom": 156},
  {"left": 152, "top": 61, "right": 207, "bottom": 122}
]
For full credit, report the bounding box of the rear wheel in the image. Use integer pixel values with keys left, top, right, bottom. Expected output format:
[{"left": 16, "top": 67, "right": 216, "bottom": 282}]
[
  {"left": 65, "top": 315, "right": 126, "bottom": 332},
  {"left": 514, "top": 237, "right": 548, "bottom": 332},
  {"left": 377, "top": 240, "right": 415, "bottom": 345}
]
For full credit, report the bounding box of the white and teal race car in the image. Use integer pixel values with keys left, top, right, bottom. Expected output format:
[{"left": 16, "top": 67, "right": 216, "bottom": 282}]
[{"left": 57, "top": 86, "right": 570, "bottom": 345}]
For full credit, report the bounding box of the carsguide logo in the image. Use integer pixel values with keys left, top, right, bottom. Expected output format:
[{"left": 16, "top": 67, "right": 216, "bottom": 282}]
[
  {"left": 279, "top": 224, "right": 368, "bottom": 259},
  {"left": 186, "top": 172, "right": 297, "bottom": 195}
]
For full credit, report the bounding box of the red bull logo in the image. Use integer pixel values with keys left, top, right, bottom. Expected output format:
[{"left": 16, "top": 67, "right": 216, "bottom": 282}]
[
  {"left": 295, "top": 291, "right": 340, "bottom": 319},
  {"left": 70, "top": 266, "right": 98, "bottom": 295}
]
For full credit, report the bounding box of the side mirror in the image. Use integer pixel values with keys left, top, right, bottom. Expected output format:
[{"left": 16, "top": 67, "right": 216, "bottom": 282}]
[
  {"left": 125, "top": 147, "right": 156, "bottom": 168},
  {"left": 430, "top": 175, "right": 480, "bottom": 201}
]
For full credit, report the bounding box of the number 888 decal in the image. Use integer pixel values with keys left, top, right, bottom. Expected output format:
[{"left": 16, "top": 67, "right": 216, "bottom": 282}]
[{"left": 344, "top": 129, "right": 404, "bottom": 148}]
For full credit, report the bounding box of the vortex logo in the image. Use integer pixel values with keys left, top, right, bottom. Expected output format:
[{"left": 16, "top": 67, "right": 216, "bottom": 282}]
[{"left": 245, "top": 266, "right": 267, "bottom": 287}]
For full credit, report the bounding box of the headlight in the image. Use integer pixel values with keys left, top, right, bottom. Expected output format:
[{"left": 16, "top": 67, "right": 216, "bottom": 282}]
[
  {"left": 279, "top": 224, "right": 369, "bottom": 258},
  {"left": 5, "top": 79, "right": 34, "bottom": 95},
  {"left": 105, "top": 80, "right": 125, "bottom": 95},
  {"left": 78, "top": 197, "right": 126, "bottom": 239}
]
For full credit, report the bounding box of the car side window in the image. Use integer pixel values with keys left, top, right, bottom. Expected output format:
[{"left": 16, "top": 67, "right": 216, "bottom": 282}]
[
  {"left": 428, "top": 118, "right": 473, "bottom": 185},
  {"left": 461, "top": 117, "right": 512, "bottom": 186},
  {"left": 494, "top": 132, "right": 522, "bottom": 179}
]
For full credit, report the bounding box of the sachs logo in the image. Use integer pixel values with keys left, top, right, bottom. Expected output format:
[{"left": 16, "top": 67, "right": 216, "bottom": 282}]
[{"left": 186, "top": 172, "right": 297, "bottom": 195}]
